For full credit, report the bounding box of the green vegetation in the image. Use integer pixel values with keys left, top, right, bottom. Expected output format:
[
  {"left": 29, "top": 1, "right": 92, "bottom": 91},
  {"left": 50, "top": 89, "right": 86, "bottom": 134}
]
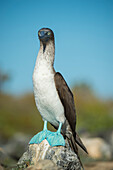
[
  {"left": 73, "top": 83, "right": 113, "bottom": 134},
  {"left": 0, "top": 83, "right": 113, "bottom": 139},
  {"left": 0, "top": 93, "right": 55, "bottom": 139}
]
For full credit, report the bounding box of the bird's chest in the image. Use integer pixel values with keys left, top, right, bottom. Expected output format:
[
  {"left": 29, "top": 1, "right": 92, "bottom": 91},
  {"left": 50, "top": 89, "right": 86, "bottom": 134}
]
[
  {"left": 33, "top": 63, "right": 65, "bottom": 125},
  {"left": 33, "top": 70, "right": 56, "bottom": 107}
]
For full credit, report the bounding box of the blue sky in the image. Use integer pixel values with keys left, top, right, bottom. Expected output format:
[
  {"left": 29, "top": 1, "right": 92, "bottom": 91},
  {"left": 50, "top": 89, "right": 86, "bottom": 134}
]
[{"left": 0, "top": 0, "right": 113, "bottom": 98}]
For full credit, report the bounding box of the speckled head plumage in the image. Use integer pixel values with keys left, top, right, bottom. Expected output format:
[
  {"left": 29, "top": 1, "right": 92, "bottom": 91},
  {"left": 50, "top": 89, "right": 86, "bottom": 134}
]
[{"left": 38, "top": 28, "right": 54, "bottom": 44}]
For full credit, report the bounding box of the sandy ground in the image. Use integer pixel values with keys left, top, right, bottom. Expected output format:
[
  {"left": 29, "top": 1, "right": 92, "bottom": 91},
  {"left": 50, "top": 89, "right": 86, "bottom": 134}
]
[{"left": 84, "top": 161, "right": 113, "bottom": 170}]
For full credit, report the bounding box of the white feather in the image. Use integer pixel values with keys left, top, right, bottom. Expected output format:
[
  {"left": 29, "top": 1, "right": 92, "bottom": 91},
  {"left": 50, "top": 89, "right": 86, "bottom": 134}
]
[{"left": 33, "top": 54, "right": 65, "bottom": 127}]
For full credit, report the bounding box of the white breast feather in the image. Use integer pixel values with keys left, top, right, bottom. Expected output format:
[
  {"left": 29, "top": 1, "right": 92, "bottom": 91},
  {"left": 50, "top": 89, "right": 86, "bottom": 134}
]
[{"left": 33, "top": 57, "right": 65, "bottom": 127}]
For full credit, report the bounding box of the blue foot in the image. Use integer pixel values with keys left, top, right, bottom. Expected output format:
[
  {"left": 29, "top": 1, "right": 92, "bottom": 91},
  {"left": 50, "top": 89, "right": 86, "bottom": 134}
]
[
  {"left": 29, "top": 129, "right": 51, "bottom": 144},
  {"left": 29, "top": 121, "right": 65, "bottom": 147},
  {"left": 29, "top": 120, "right": 50, "bottom": 144},
  {"left": 47, "top": 131, "right": 65, "bottom": 146}
]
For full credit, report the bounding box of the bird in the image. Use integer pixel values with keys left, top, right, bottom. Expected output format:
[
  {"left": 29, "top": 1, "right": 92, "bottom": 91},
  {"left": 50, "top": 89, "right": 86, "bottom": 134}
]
[{"left": 29, "top": 28, "right": 87, "bottom": 155}]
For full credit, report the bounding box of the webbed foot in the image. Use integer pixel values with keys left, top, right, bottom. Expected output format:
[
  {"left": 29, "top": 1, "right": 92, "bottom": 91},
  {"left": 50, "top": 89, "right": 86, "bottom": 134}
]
[
  {"left": 29, "top": 129, "right": 51, "bottom": 144},
  {"left": 47, "top": 131, "right": 65, "bottom": 146},
  {"left": 29, "top": 121, "right": 65, "bottom": 147}
]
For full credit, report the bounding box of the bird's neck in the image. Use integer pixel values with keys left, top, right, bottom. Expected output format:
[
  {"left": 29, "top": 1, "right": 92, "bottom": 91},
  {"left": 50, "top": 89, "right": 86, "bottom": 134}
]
[{"left": 37, "top": 40, "right": 55, "bottom": 66}]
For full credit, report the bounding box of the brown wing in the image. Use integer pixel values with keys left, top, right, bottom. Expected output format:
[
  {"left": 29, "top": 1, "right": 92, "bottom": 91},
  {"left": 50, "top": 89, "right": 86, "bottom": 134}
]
[
  {"left": 54, "top": 72, "right": 76, "bottom": 132},
  {"left": 54, "top": 72, "right": 88, "bottom": 154}
]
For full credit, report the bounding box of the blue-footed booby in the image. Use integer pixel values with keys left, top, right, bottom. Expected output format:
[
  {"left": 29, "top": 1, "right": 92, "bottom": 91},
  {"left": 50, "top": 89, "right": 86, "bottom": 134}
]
[{"left": 29, "top": 28, "right": 87, "bottom": 154}]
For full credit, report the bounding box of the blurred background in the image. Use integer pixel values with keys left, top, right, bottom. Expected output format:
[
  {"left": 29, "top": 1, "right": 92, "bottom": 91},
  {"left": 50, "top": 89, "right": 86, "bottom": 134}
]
[{"left": 0, "top": 0, "right": 113, "bottom": 169}]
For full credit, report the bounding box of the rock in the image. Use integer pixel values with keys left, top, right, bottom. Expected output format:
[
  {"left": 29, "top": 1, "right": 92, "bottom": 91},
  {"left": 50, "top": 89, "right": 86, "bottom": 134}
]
[
  {"left": 0, "top": 147, "right": 16, "bottom": 169},
  {"left": 110, "top": 131, "right": 113, "bottom": 156},
  {"left": 0, "top": 165, "right": 4, "bottom": 170},
  {"left": 2, "top": 133, "right": 30, "bottom": 160},
  {"left": 82, "top": 137, "right": 112, "bottom": 159},
  {"left": 26, "top": 160, "right": 59, "bottom": 170},
  {"left": 84, "top": 161, "right": 113, "bottom": 170},
  {"left": 17, "top": 139, "right": 82, "bottom": 170}
]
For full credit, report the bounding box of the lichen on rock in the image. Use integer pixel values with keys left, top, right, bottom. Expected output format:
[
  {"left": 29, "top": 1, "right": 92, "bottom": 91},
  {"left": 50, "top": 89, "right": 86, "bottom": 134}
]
[{"left": 17, "top": 139, "right": 82, "bottom": 170}]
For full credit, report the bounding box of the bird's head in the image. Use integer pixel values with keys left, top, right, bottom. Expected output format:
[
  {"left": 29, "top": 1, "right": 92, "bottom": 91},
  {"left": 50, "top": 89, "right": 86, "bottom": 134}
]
[{"left": 38, "top": 28, "right": 54, "bottom": 44}]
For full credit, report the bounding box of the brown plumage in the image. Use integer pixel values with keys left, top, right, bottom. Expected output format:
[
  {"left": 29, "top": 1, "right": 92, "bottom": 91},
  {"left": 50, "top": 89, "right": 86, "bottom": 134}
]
[{"left": 54, "top": 72, "right": 88, "bottom": 154}]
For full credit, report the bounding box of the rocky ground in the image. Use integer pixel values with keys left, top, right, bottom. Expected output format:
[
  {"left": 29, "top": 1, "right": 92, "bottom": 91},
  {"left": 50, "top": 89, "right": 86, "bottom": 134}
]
[
  {"left": 0, "top": 132, "right": 113, "bottom": 169},
  {"left": 84, "top": 161, "right": 113, "bottom": 170}
]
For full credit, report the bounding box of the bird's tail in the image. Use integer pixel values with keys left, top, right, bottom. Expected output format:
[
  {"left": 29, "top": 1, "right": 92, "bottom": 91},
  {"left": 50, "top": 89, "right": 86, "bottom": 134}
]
[
  {"left": 74, "top": 132, "right": 88, "bottom": 154},
  {"left": 62, "top": 121, "right": 88, "bottom": 154},
  {"left": 67, "top": 130, "right": 88, "bottom": 154},
  {"left": 63, "top": 122, "right": 88, "bottom": 169},
  {"left": 66, "top": 132, "right": 84, "bottom": 169}
]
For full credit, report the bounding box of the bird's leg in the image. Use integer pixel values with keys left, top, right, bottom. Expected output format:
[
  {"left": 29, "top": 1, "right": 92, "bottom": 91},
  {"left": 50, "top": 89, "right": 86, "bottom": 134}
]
[
  {"left": 43, "top": 120, "right": 47, "bottom": 130},
  {"left": 29, "top": 120, "right": 51, "bottom": 144},
  {"left": 57, "top": 122, "right": 62, "bottom": 133},
  {"left": 47, "top": 122, "right": 65, "bottom": 147}
]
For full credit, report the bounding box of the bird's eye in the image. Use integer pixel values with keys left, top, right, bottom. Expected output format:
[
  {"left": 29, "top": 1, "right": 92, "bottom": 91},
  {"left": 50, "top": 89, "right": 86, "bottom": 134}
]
[{"left": 47, "top": 32, "right": 51, "bottom": 35}]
